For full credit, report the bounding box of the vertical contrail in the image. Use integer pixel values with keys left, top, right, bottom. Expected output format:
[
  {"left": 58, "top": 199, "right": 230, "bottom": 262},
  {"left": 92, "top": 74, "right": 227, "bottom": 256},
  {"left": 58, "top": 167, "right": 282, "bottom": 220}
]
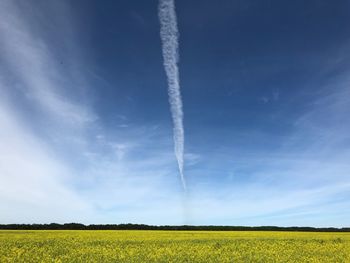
[{"left": 158, "top": 0, "right": 186, "bottom": 190}]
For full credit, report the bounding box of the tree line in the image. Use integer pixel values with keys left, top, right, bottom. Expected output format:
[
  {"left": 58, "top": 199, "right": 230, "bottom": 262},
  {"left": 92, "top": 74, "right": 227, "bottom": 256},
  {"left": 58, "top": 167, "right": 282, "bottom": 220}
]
[{"left": 0, "top": 223, "right": 349, "bottom": 232}]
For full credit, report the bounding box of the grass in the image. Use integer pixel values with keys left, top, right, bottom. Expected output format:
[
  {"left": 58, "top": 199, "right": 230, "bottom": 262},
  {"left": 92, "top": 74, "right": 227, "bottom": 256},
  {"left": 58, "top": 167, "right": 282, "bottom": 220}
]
[{"left": 1, "top": 230, "right": 350, "bottom": 262}]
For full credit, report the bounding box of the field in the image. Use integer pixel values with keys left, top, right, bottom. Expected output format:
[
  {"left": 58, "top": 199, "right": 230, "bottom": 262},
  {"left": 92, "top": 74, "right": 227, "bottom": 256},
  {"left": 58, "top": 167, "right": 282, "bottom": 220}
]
[{"left": 1, "top": 230, "right": 350, "bottom": 262}]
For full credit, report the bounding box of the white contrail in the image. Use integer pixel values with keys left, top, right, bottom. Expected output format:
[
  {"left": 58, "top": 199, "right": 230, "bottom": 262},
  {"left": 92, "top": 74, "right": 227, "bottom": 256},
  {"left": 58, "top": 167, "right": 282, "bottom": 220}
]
[{"left": 158, "top": 0, "right": 186, "bottom": 190}]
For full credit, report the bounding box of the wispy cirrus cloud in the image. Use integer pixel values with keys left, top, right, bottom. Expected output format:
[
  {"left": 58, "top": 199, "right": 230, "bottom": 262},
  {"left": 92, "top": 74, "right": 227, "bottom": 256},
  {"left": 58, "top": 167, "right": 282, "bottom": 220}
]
[
  {"left": 0, "top": 0, "right": 183, "bottom": 224},
  {"left": 183, "top": 70, "right": 350, "bottom": 226},
  {"left": 0, "top": 0, "right": 97, "bottom": 223},
  {"left": 1, "top": 0, "right": 350, "bottom": 227},
  {"left": 0, "top": 95, "right": 92, "bottom": 223},
  {"left": 0, "top": 1, "right": 94, "bottom": 127}
]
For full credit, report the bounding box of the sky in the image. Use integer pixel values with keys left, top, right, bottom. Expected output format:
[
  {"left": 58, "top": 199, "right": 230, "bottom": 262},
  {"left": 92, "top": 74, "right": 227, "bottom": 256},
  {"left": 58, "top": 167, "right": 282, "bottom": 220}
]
[{"left": 1, "top": 0, "right": 350, "bottom": 227}]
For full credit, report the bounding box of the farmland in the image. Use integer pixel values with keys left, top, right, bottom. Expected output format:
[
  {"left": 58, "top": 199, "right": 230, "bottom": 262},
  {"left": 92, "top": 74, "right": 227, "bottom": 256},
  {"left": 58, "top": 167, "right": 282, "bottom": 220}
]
[{"left": 1, "top": 230, "right": 350, "bottom": 262}]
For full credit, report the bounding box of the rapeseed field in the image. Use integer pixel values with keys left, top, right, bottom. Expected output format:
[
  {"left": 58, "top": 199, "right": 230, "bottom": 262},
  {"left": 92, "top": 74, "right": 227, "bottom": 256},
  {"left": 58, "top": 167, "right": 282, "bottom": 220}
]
[{"left": 1, "top": 230, "right": 349, "bottom": 262}]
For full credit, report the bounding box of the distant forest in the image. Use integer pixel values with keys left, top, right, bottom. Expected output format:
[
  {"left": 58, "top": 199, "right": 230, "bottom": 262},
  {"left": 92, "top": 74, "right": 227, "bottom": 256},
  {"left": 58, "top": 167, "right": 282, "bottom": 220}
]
[{"left": 0, "top": 224, "right": 349, "bottom": 232}]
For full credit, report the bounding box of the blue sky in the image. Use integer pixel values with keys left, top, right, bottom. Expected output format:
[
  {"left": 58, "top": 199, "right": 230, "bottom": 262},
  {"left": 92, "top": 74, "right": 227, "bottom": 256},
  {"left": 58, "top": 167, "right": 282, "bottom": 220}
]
[{"left": 1, "top": 0, "right": 350, "bottom": 226}]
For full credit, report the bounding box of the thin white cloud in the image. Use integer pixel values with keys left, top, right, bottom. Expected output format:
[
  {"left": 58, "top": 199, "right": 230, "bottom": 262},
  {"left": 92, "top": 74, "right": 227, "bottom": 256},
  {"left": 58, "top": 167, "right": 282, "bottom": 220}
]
[
  {"left": 0, "top": 0, "right": 95, "bottom": 127},
  {"left": 182, "top": 72, "right": 350, "bottom": 226},
  {"left": 0, "top": 0, "right": 96, "bottom": 223},
  {"left": 1, "top": 0, "right": 350, "bottom": 227},
  {"left": 158, "top": 0, "right": 186, "bottom": 189},
  {"left": 260, "top": 96, "right": 269, "bottom": 104},
  {"left": 0, "top": 97, "right": 92, "bottom": 223}
]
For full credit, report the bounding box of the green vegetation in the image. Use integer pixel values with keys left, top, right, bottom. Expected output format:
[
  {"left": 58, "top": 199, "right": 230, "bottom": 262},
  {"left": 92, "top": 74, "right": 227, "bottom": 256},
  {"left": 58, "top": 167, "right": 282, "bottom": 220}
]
[
  {"left": 1, "top": 223, "right": 349, "bottom": 231},
  {"left": 1, "top": 230, "right": 350, "bottom": 262}
]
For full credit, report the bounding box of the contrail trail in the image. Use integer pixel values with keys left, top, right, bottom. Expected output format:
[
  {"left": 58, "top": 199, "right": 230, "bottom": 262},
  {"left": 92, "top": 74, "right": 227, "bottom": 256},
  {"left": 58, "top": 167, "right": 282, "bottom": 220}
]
[{"left": 158, "top": 0, "right": 186, "bottom": 190}]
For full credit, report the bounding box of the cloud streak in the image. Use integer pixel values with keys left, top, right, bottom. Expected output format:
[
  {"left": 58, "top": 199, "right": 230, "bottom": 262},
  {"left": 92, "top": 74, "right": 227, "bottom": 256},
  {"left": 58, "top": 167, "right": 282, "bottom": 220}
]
[
  {"left": 0, "top": 0, "right": 186, "bottom": 224},
  {"left": 158, "top": 0, "right": 186, "bottom": 189}
]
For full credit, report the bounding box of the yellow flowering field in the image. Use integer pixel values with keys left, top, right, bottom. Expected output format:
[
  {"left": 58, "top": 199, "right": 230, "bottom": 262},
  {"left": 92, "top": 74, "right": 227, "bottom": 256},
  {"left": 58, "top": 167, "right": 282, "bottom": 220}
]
[{"left": 0, "top": 230, "right": 349, "bottom": 262}]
